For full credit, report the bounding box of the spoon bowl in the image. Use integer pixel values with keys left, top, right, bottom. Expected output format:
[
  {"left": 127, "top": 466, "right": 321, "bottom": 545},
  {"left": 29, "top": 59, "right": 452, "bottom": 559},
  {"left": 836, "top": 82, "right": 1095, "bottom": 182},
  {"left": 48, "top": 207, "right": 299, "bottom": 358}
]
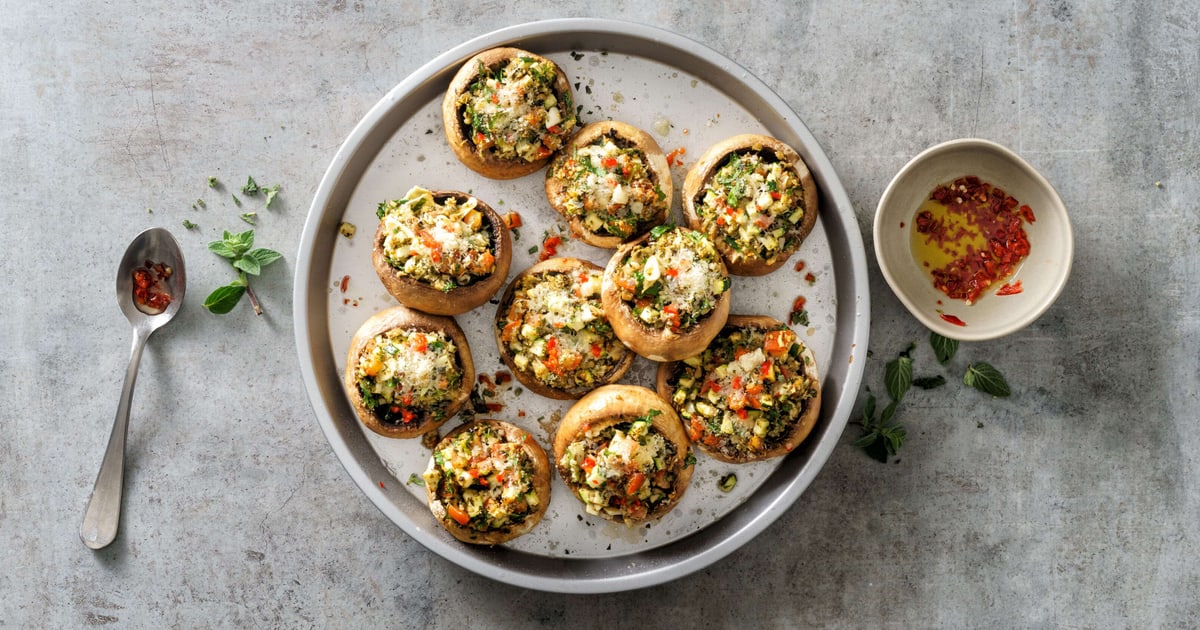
[{"left": 80, "top": 227, "right": 186, "bottom": 549}]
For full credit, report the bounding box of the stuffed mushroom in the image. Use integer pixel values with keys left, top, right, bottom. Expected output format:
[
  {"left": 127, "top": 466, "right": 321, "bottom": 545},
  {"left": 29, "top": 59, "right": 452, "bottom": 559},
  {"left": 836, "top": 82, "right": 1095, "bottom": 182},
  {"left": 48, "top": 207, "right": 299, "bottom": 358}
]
[
  {"left": 344, "top": 306, "right": 474, "bottom": 439},
  {"left": 682, "top": 134, "right": 818, "bottom": 275},
  {"left": 372, "top": 186, "right": 511, "bottom": 315},
  {"left": 656, "top": 315, "right": 821, "bottom": 462},
  {"left": 442, "top": 47, "right": 577, "bottom": 179},
  {"left": 554, "top": 385, "right": 694, "bottom": 524},
  {"left": 423, "top": 419, "right": 551, "bottom": 545},
  {"left": 544, "top": 121, "right": 672, "bottom": 248},
  {"left": 601, "top": 225, "right": 731, "bottom": 362},
  {"left": 494, "top": 258, "right": 633, "bottom": 400}
]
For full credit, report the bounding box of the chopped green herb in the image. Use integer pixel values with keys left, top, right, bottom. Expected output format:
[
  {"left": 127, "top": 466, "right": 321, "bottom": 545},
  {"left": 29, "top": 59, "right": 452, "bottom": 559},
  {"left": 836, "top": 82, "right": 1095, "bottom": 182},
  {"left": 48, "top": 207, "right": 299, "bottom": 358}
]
[
  {"left": 718, "top": 473, "right": 737, "bottom": 492},
  {"left": 263, "top": 184, "right": 281, "bottom": 208},
  {"left": 232, "top": 194, "right": 242, "bottom": 207},
  {"left": 195, "top": 198, "right": 206, "bottom": 208},
  {"left": 240, "top": 212, "right": 257, "bottom": 225},
  {"left": 528, "top": 245, "right": 538, "bottom": 255},
  {"left": 242, "top": 176, "right": 260, "bottom": 196},
  {"left": 208, "top": 176, "right": 219, "bottom": 188},
  {"left": 407, "top": 473, "right": 425, "bottom": 487},
  {"left": 182, "top": 219, "right": 198, "bottom": 230}
]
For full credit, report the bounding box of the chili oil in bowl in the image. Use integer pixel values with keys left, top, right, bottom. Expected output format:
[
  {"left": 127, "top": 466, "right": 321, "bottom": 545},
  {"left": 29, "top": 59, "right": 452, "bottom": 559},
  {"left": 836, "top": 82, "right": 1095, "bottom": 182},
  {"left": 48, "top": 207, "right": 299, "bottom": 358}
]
[{"left": 873, "top": 138, "right": 1073, "bottom": 341}]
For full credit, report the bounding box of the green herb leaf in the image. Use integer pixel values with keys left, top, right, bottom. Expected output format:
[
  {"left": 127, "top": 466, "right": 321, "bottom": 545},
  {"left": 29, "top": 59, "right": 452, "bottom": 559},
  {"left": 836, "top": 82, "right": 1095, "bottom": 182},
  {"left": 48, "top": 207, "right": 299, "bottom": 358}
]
[
  {"left": 964, "top": 363, "right": 1011, "bottom": 397},
  {"left": 884, "top": 355, "right": 912, "bottom": 402},
  {"left": 931, "top": 332, "right": 959, "bottom": 364},
  {"left": 913, "top": 375, "right": 947, "bottom": 389},
  {"left": 862, "top": 391, "right": 876, "bottom": 421},
  {"left": 203, "top": 284, "right": 246, "bottom": 314},
  {"left": 242, "top": 176, "right": 260, "bottom": 196},
  {"left": 208, "top": 176, "right": 219, "bottom": 188},
  {"left": 879, "top": 400, "right": 898, "bottom": 423},
  {"left": 649, "top": 223, "right": 674, "bottom": 239},
  {"left": 240, "top": 212, "right": 257, "bottom": 225},
  {"left": 718, "top": 473, "right": 737, "bottom": 492},
  {"left": 859, "top": 432, "right": 890, "bottom": 463},
  {"left": 182, "top": 219, "right": 198, "bottom": 230},
  {"left": 233, "top": 256, "right": 260, "bottom": 276},
  {"left": 208, "top": 241, "right": 238, "bottom": 259},
  {"left": 406, "top": 473, "right": 425, "bottom": 487},
  {"left": 263, "top": 184, "right": 281, "bottom": 208},
  {"left": 245, "top": 247, "right": 283, "bottom": 268},
  {"left": 880, "top": 424, "right": 907, "bottom": 455}
]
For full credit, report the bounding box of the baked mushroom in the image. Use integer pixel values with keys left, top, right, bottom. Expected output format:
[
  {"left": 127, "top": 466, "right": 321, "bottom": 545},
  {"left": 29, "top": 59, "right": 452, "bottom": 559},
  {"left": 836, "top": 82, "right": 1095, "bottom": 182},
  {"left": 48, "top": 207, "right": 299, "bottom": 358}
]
[
  {"left": 494, "top": 258, "right": 633, "bottom": 400},
  {"left": 601, "top": 226, "right": 731, "bottom": 362},
  {"left": 682, "top": 134, "right": 819, "bottom": 276},
  {"left": 442, "top": 47, "right": 578, "bottom": 179},
  {"left": 372, "top": 186, "right": 511, "bottom": 315},
  {"left": 422, "top": 419, "right": 551, "bottom": 545},
  {"left": 553, "top": 385, "right": 694, "bottom": 524},
  {"left": 343, "top": 305, "right": 474, "bottom": 439},
  {"left": 656, "top": 315, "right": 821, "bottom": 462},
  {"left": 544, "top": 121, "right": 672, "bottom": 248}
]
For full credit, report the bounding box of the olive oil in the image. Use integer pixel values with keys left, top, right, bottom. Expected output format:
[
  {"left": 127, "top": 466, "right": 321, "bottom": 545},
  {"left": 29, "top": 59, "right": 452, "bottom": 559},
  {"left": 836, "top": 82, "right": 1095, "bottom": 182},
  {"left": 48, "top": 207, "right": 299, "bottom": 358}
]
[{"left": 909, "top": 197, "right": 985, "bottom": 278}]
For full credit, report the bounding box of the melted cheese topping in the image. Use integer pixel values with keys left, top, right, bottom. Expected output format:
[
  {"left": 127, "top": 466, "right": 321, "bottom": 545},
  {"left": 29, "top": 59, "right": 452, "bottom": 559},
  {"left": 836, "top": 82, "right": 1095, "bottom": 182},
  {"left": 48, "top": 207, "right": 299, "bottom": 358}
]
[
  {"left": 695, "top": 152, "right": 808, "bottom": 265},
  {"left": 498, "top": 267, "right": 629, "bottom": 392},
  {"left": 558, "top": 414, "right": 679, "bottom": 522},
  {"left": 458, "top": 55, "right": 576, "bottom": 163},
  {"left": 353, "top": 327, "right": 463, "bottom": 426},
  {"left": 612, "top": 227, "right": 729, "bottom": 331},
  {"left": 378, "top": 187, "right": 496, "bottom": 291},
  {"left": 548, "top": 132, "right": 667, "bottom": 239},
  {"left": 423, "top": 422, "right": 541, "bottom": 532},
  {"left": 668, "top": 325, "right": 817, "bottom": 458}
]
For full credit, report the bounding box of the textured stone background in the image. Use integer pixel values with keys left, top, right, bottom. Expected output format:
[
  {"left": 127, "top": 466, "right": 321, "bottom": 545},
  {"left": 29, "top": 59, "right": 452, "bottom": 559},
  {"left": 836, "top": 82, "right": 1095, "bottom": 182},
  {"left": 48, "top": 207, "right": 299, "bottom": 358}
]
[{"left": 2, "top": 0, "right": 1198, "bottom": 627}]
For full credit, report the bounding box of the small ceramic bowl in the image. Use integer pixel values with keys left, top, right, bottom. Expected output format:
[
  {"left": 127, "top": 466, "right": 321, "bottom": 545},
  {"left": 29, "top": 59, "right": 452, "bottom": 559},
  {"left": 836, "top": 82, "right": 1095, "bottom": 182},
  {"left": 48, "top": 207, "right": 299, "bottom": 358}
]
[{"left": 874, "top": 138, "right": 1073, "bottom": 341}]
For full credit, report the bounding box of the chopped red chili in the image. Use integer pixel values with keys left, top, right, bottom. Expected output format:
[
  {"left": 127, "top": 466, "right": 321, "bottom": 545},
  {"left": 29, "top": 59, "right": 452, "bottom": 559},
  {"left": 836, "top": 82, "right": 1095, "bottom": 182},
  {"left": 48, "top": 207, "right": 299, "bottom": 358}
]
[
  {"left": 996, "top": 280, "right": 1024, "bottom": 296},
  {"left": 912, "top": 176, "right": 1034, "bottom": 305},
  {"left": 939, "top": 312, "right": 967, "bottom": 327},
  {"left": 132, "top": 260, "right": 173, "bottom": 313}
]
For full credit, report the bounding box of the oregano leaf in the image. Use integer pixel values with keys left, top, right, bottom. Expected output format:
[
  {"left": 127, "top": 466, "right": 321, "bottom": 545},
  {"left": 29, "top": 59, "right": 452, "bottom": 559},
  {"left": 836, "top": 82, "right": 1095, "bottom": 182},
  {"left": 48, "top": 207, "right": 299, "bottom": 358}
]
[
  {"left": 913, "top": 375, "right": 947, "bottom": 389},
  {"left": 931, "top": 331, "right": 959, "bottom": 364},
  {"left": 964, "top": 362, "right": 1011, "bottom": 397},
  {"left": 233, "top": 256, "right": 261, "bottom": 276},
  {"left": 880, "top": 400, "right": 899, "bottom": 423},
  {"left": 203, "top": 284, "right": 246, "bottom": 314},
  {"left": 885, "top": 355, "right": 912, "bottom": 402}
]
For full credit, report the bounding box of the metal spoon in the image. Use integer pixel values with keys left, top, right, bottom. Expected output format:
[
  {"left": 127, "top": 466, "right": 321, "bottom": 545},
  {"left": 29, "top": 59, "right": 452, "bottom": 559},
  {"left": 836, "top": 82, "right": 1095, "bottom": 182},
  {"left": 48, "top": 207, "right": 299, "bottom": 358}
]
[{"left": 80, "top": 227, "right": 186, "bottom": 549}]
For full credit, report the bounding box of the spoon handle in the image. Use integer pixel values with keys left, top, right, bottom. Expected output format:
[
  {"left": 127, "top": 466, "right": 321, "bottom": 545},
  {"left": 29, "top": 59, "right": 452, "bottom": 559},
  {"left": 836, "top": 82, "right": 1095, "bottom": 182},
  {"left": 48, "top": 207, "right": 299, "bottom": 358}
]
[{"left": 80, "top": 326, "right": 151, "bottom": 549}]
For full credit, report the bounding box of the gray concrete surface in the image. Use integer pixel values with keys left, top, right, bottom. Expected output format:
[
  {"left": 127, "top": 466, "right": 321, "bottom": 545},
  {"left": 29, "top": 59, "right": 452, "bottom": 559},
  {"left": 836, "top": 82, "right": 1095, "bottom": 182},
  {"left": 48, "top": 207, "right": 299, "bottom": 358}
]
[{"left": 3, "top": 0, "right": 1198, "bottom": 627}]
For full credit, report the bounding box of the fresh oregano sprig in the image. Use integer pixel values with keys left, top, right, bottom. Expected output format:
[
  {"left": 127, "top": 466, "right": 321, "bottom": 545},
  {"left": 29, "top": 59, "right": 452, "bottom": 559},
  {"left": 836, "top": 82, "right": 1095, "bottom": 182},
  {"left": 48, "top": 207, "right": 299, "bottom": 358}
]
[
  {"left": 203, "top": 229, "right": 283, "bottom": 315},
  {"left": 855, "top": 343, "right": 914, "bottom": 463},
  {"left": 855, "top": 332, "right": 1012, "bottom": 463}
]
